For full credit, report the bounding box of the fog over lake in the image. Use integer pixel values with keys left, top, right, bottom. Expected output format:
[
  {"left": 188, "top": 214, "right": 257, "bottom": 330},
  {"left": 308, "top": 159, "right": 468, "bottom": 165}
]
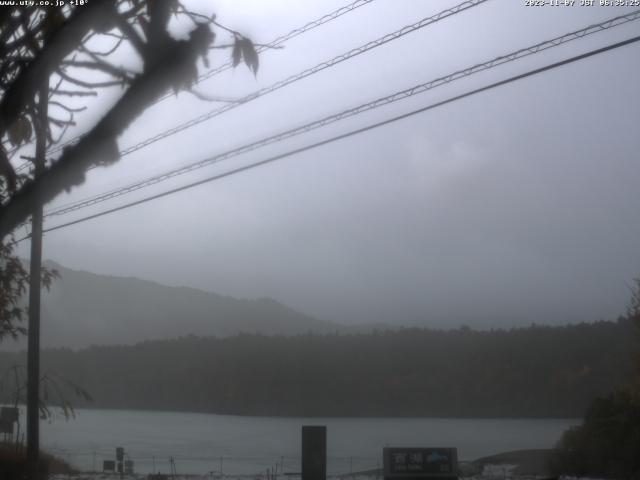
[{"left": 39, "top": 409, "right": 578, "bottom": 475}]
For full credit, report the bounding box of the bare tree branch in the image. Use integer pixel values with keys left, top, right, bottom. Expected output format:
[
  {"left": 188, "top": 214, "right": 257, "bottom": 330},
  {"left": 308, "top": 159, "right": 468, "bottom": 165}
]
[
  {"left": 47, "top": 116, "right": 75, "bottom": 128},
  {"left": 55, "top": 68, "right": 126, "bottom": 89},
  {"left": 50, "top": 89, "right": 98, "bottom": 97},
  {"left": 0, "top": 23, "right": 214, "bottom": 239},
  {"left": 62, "top": 59, "right": 135, "bottom": 80},
  {"left": 49, "top": 101, "right": 87, "bottom": 113},
  {"left": 0, "top": 1, "right": 115, "bottom": 135},
  {"left": 81, "top": 35, "right": 126, "bottom": 57},
  {"left": 113, "top": 13, "right": 147, "bottom": 57}
]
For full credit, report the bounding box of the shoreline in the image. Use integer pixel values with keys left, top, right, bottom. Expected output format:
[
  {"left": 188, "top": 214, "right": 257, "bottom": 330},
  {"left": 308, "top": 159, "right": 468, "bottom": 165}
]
[
  {"left": 45, "top": 449, "right": 558, "bottom": 480},
  {"left": 10, "top": 404, "right": 581, "bottom": 421}
]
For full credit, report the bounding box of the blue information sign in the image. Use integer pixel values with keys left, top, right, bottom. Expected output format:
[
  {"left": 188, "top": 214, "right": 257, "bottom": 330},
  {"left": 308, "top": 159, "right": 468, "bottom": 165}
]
[{"left": 383, "top": 448, "right": 457, "bottom": 479}]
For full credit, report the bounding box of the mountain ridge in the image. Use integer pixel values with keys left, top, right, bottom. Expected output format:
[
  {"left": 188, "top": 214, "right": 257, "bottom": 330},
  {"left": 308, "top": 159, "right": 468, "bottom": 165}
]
[{"left": 5, "top": 260, "right": 338, "bottom": 350}]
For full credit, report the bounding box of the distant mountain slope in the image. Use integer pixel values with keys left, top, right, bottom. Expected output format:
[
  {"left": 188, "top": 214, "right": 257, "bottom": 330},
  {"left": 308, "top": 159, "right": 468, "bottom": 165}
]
[{"left": 15, "top": 261, "right": 337, "bottom": 349}]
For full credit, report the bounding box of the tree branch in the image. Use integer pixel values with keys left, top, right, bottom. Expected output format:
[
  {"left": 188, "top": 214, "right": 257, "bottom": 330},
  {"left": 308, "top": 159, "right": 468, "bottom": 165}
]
[
  {"left": 113, "top": 13, "right": 147, "bottom": 57},
  {"left": 47, "top": 116, "right": 75, "bottom": 128},
  {"left": 0, "top": 24, "right": 214, "bottom": 239},
  {"left": 50, "top": 89, "right": 98, "bottom": 97},
  {"left": 62, "top": 58, "right": 135, "bottom": 80},
  {"left": 81, "top": 35, "right": 126, "bottom": 57},
  {"left": 55, "top": 68, "right": 126, "bottom": 89},
  {"left": 0, "top": 0, "right": 116, "bottom": 135},
  {"left": 49, "top": 101, "right": 87, "bottom": 113}
]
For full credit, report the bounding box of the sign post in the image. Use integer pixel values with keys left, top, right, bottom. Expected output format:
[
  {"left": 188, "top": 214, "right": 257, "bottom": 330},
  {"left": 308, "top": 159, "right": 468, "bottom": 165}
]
[
  {"left": 383, "top": 448, "right": 458, "bottom": 480},
  {"left": 116, "top": 447, "right": 124, "bottom": 479},
  {"left": 302, "top": 426, "right": 327, "bottom": 480},
  {"left": 0, "top": 407, "right": 18, "bottom": 439}
]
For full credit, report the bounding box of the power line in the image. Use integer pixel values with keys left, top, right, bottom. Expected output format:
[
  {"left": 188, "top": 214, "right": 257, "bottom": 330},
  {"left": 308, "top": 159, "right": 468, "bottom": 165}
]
[
  {"left": 31, "top": 34, "right": 640, "bottom": 239},
  {"left": 13, "top": 0, "right": 483, "bottom": 177},
  {"left": 44, "top": 9, "right": 640, "bottom": 219},
  {"left": 40, "top": 0, "right": 377, "bottom": 158},
  {"left": 42, "top": 0, "right": 490, "bottom": 215},
  {"left": 43, "top": 0, "right": 487, "bottom": 172},
  {"left": 120, "top": 0, "right": 488, "bottom": 156},
  {"left": 164, "top": 0, "right": 377, "bottom": 100}
]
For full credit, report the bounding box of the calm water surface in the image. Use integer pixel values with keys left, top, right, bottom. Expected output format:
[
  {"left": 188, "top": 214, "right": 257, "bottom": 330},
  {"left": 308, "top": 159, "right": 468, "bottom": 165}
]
[{"left": 38, "top": 409, "right": 578, "bottom": 475}]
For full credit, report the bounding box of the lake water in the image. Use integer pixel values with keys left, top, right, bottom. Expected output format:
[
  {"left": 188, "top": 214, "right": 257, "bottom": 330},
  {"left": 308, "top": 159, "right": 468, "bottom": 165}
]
[{"left": 36, "top": 409, "right": 579, "bottom": 475}]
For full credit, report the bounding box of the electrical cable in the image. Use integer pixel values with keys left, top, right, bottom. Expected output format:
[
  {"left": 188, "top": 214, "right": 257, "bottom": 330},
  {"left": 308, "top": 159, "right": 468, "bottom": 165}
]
[
  {"left": 40, "top": 0, "right": 379, "bottom": 157},
  {"left": 44, "top": 0, "right": 489, "bottom": 166},
  {"left": 43, "top": 9, "right": 640, "bottom": 219},
  {"left": 27, "top": 34, "right": 640, "bottom": 240}
]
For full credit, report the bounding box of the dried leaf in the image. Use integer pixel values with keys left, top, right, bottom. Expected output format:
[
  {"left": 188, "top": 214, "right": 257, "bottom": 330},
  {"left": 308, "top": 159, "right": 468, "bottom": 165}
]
[
  {"left": 231, "top": 39, "right": 242, "bottom": 68},
  {"left": 240, "top": 38, "right": 259, "bottom": 76},
  {"left": 0, "top": 147, "right": 17, "bottom": 194},
  {"left": 7, "top": 117, "right": 32, "bottom": 146}
]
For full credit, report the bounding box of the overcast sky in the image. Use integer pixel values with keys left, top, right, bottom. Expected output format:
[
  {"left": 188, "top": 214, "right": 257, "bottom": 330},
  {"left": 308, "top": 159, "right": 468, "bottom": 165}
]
[{"left": 15, "top": 0, "right": 640, "bottom": 328}]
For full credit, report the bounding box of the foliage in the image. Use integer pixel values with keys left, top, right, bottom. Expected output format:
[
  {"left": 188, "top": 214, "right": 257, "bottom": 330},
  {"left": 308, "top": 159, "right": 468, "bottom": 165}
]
[
  {"left": 232, "top": 37, "right": 259, "bottom": 75},
  {"left": 0, "top": 364, "right": 92, "bottom": 422},
  {"left": 629, "top": 278, "right": 640, "bottom": 349},
  {"left": 0, "top": 320, "right": 634, "bottom": 417},
  {"left": 0, "top": 1, "right": 260, "bottom": 239},
  {"left": 0, "top": 239, "right": 29, "bottom": 340},
  {"left": 0, "top": 440, "right": 76, "bottom": 478},
  {"left": 550, "top": 386, "right": 640, "bottom": 479},
  {"left": 629, "top": 278, "right": 640, "bottom": 320},
  {"left": 0, "top": 238, "right": 57, "bottom": 342},
  {"left": 0, "top": 0, "right": 258, "bottom": 341},
  {"left": 550, "top": 278, "right": 640, "bottom": 479}
]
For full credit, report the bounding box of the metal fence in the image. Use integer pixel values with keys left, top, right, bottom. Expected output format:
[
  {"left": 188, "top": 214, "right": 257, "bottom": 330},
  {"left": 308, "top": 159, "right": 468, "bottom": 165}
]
[{"left": 44, "top": 448, "right": 383, "bottom": 478}]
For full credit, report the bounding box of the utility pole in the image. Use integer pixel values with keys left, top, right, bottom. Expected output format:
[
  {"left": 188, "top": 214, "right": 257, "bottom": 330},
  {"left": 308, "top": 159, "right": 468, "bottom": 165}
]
[{"left": 27, "top": 80, "right": 48, "bottom": 480}]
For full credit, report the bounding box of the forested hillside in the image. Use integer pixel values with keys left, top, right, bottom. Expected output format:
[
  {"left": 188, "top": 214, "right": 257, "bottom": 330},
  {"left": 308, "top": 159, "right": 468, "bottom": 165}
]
[
  {"left": 12, "top": 262, "right": 337, "bottom": 349},
  {"left": 0, "top": 319, "right": 636, "bottom": 417}
]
